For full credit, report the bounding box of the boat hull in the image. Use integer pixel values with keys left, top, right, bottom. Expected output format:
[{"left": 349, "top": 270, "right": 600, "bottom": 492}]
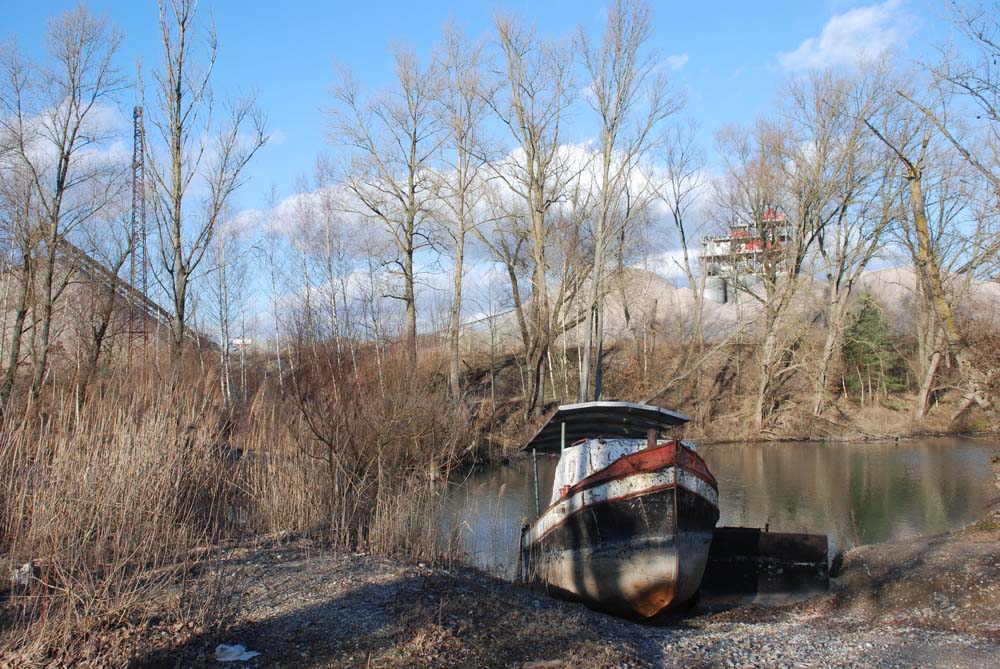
[{"left": 522, "top": 445, "right": 719, "bottom": 618}]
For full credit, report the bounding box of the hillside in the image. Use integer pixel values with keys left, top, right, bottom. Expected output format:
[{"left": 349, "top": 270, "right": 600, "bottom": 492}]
[{"left": 460, "top": 265, "right": 1000, "bottom": 352}]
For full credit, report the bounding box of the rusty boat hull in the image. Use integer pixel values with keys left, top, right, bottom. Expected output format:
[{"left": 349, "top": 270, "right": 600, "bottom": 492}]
[{"left": 521, "top": 442, "right": 719, "bottom": 619}]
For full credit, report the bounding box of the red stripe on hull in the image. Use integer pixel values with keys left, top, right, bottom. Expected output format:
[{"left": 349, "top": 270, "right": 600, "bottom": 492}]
[{"left": 557, "top": 441, "right": 717, "bottom": 503}]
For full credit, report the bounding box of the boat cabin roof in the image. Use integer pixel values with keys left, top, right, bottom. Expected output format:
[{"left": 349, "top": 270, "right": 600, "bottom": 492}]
[{"left": 521, "top": 401, "right": 690, "bottom": 452}]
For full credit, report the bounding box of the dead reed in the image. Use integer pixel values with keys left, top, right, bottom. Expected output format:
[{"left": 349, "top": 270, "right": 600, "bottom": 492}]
[{"left": 0, "top": 346, "right": 477, "bottom": 662}]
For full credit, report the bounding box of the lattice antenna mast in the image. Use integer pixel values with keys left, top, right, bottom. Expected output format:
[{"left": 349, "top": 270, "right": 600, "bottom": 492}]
[{"left": 128, "top": 105, "right": 148, "bottom": 361}]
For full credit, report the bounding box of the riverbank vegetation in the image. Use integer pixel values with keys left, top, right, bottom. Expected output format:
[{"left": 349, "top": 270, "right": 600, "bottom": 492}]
[{"left": 2, "top": 0, "right": 1000, "bottom": 664}]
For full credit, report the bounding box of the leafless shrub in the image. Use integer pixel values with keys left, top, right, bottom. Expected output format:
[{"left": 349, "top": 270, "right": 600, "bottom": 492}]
[{"left": 0, "top": 340, "right": 474, "bottom": 661}]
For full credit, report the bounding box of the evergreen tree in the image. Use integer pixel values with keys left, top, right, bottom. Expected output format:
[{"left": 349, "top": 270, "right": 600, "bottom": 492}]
[{"left": 841, "top": 297, "right": 909, "bottom": 402}]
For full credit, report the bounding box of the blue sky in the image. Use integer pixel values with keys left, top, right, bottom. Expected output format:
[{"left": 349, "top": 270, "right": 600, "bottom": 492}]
[{"left": 4, "top": 0, "right": 957, "bottom": 215}]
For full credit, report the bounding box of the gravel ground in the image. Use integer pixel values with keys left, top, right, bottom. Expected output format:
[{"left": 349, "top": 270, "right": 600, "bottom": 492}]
[{"left": 129, "top": 516, "right": 1000, "bottom": 669}]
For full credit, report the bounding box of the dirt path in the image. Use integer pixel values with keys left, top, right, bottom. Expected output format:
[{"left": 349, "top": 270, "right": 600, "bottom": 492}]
[{"left": 131, "top": 517, "right": 1000, "bottom": 669}]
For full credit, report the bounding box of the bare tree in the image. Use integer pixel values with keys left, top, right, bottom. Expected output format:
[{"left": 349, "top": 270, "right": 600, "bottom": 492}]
[
  {"left": 714, "top": 125, "right": 788, "bottom": 431},
  {"left": 434, "top": 27, "right": 490, "bottom": 400},
  {"left": 148, "top": 0, "right": 266, "bottom": 362},
  {"left": 315, "top": 177, "right": 348, "bottom": 355},
  {"left": 256, "top": 185, "right": 287, "bottom": 391},
  {"left": 882, "top": 0, "right": 1000, "bottom": 415},
  {"left": 657, "top": 119, "right": 707, "bottom": 348},
  {"left": 0, "top": 164, "right": 36, "bottom": 408},
  {"left": 716, "top": 103, "right": 842, "bottom": 430},
  {"left": 71, "top": 182, "right": 133, "bottom": 405},
  {"left": 329, "top": 48, "right": 441, "bottom": 365},
  {"left": 916, "top": 1, "right": 1000, "bottom": 201},
  {"left": 719, "top": 67, "right": 908, "bottom": 429},
  {"left": 473, "top": 182, "right": 531, "bottom": 355},
  {"left": 0, "top": 6, "right": 125, "bottom": 399},
  {"left": 207, "top": 211, "right": 249, "bottom": 406},
  {"left": 577, "top": 0, "right": 681, "bottom": 401},
  {"left": 489, "top": 14, "right": 576, "bottom": 416},
  {"left": 788, "top": 65, "right": 904, "bottom": 416},
  {"left": 865, "top": 82, "right": 995, "bottom": 419},
  {"left": 906, "top": 146, "right": 984, "bottom": 417}
]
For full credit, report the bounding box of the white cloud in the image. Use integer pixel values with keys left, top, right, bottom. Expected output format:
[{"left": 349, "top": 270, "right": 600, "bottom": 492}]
[
  {"left": 663, "top": 53, "right": 689, "bottom": 71},
  {"left": 235, "top": 141, "right": 716, "bottom": 332},
  {"left": 0, "top": 101, "right": 128, "bottom": 174},
  {"left": 268, "top": 128, "right": 287, "bottom": 145},
  {"left": 778, "top": 0, "right": 914, "bottom": 71}
]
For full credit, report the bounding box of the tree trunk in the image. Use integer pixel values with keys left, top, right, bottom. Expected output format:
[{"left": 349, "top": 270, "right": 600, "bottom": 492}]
[
  {"left": 914, "top": 349, "right": 941, "bottom": 419},
  {"left": 0, "top": 257, "right": 31, "bottom": 409},
  {"left": 812, "top": 297, "right": 847, "bottom": 415},
  {"left": 76, "top": 271, "right": 122, "bottom": 407},
  {"left": 579, "top": 203, "right": 607, "bottom": 402},
  {"left": 448, "top": 217, "right": 465, "bottom": 401},
  {"left": 908, "top": 172, "right": 991, "bottom": 412},
  {"left": 579, "top": 302, "right": 596, "bottom": 402},
  {"left": 324, "top": 227, "right": 342, "bottom": 365},
  {"left": 527, "top": 346, "right": 547, "bottom": 417},
  {"left": 170, "top": 39, "right": 186, "bottom": 364},
  {"left": 593, "top": 295, "right": 606, "bottom": 401},
  {"left": 171, "top": 269, "right": 187, "bottom": 360},
  {"left": 30, "top": 242, "right": 58, "bottom": 398},
  {"left": 404, "top": 241, "right": 417, "bottom": 365},
  {"left": 526, "top": 208, "right": 551, "bottom": 417},
  {"left": 754, "top": 318, "right": 780, "bottom": 431},
  {"left": 503, "top": 257, "right": 530, "bottom": 352}
]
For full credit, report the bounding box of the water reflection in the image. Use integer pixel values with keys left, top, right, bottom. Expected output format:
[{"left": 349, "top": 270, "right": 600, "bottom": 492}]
[{"left": 444, "top": 438, "right": 999, "bottom": 578}]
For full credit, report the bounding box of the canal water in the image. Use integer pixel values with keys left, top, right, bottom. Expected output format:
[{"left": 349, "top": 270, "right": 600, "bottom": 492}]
[{"left": 443, "top": 437, "right": 1000, "bottom": 578}]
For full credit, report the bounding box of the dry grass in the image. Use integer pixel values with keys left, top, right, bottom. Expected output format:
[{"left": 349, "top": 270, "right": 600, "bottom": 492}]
[
  {"left": 0, "top": 344, "right": 475, "bottom": 664},
  {"left": 1, "top": 372, "right": 229, "bottom": 660}
]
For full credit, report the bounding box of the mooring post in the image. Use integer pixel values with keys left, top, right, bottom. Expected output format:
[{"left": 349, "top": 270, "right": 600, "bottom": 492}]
[
  {"left": 532, "top": 447, "right": 541, "bottom": 517},
  {"left": 517, "top": 523, "right": 529, "bottom": 583}
]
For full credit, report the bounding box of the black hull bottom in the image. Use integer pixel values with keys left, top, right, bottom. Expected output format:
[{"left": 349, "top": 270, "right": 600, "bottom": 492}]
[{"left": 524, "top": 479, "right": 719, "bottom": 618}]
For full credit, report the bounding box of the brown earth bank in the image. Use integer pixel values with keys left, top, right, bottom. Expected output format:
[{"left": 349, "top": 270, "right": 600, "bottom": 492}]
[
  {"left": 672, "top": 396, "right": 998, "bottom": 446},
  {"left": 28, "top": 513, "right": 998, "bottom": 669}
]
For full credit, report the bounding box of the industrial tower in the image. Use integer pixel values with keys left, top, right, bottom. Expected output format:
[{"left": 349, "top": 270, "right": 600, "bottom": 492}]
[
  {"left": 700, "top": 208, "right": 792, "bottom": 304},
  {"left": 128, "top": 105, "right": 148, "bottom": 362}
]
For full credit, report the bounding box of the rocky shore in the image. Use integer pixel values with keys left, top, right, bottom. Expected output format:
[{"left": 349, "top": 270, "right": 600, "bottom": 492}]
[{"left": 124, "top": 513, "right": 1000, "bottom": 669}]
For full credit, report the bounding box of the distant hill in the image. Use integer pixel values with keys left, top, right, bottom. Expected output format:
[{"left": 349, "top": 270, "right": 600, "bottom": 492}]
[
  {"left": 459, "top": 266, "right": 1000, "bottom": 351},
  {"left": 858, "top": 266, "right": 1000, "bottom": 333}
]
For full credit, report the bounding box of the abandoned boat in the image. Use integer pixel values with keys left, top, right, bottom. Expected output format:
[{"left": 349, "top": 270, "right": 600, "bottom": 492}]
[{"left": 519, "top": 401, "right": 719, "bottom": 619}]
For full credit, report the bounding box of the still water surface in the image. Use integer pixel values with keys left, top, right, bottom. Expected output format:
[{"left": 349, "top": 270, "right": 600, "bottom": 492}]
[{"left": 444, "top": 437, "right": 999, "bottom": 578}]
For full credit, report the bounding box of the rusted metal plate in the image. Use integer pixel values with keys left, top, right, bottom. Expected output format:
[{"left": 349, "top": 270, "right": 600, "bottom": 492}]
[
  {"left": 709, "top": 526, "right": 828, "bottom": 563},
  {"left": 701, "top": 527, "right": 830, "bottom": 605}
]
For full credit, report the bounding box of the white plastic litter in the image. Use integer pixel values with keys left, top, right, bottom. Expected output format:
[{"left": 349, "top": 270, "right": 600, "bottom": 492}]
[
  {"left": 215, "top": 644, "right": 260, "bottom": 662},
  {"left": 10, "top": 561, "right": 34, "bottom": 588}
]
